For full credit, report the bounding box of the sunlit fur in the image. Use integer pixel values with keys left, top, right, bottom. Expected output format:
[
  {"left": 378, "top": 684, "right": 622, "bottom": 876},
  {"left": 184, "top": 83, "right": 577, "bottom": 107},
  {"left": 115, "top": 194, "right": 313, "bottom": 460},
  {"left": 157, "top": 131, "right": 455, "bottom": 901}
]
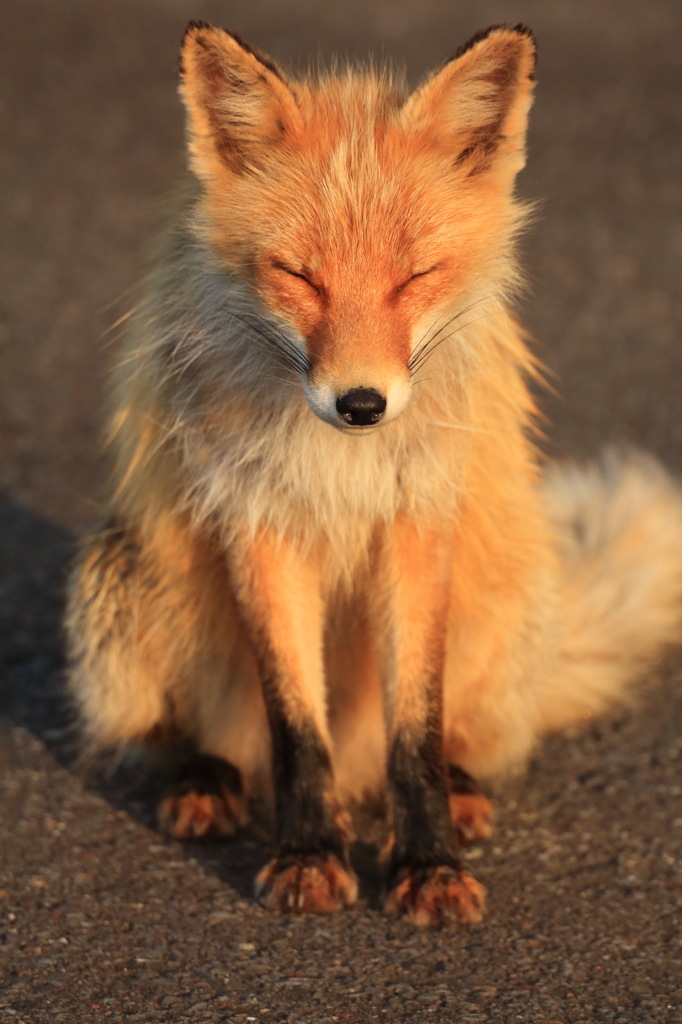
[{"left": 67, "top": 25, "right": 682, "bottom": 819}]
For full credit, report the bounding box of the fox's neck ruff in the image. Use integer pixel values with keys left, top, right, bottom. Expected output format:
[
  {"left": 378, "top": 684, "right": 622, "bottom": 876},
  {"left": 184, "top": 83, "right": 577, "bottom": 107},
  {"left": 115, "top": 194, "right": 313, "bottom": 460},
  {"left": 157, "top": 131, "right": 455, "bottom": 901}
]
[{"left": 113, "top": 240, "right": 537, "bottom": 587}]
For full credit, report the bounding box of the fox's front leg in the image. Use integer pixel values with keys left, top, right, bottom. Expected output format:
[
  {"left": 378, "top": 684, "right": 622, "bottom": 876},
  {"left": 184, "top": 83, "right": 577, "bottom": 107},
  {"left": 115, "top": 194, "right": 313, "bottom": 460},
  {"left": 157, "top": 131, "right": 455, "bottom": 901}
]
[
  {"left": 378, "top": 514, "right": 485, "bottom": 927},
  {"left": 226, "top": 529, "right": 357, "bottom": 913}
]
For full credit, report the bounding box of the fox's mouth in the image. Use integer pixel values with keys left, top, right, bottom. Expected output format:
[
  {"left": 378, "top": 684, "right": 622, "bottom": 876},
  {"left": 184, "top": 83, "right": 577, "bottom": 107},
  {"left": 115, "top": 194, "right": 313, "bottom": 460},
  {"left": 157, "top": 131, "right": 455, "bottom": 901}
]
[{"left": 332, "top": 422, "right": 387, "bottom": 436}]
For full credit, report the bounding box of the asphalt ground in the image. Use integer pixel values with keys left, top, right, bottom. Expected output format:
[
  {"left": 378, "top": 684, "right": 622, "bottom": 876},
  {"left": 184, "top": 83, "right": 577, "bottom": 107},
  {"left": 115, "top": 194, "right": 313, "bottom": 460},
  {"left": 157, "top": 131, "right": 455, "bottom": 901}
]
[{"left": 1, "top": 1, "right": 681, "bottom": 1021}]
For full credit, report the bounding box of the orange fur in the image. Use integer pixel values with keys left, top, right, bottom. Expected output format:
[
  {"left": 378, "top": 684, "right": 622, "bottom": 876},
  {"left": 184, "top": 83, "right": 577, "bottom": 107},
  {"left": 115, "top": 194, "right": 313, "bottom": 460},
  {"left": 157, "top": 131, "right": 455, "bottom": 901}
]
[{"left": 66, "top": 24, "right": 682, "bottom": 924}]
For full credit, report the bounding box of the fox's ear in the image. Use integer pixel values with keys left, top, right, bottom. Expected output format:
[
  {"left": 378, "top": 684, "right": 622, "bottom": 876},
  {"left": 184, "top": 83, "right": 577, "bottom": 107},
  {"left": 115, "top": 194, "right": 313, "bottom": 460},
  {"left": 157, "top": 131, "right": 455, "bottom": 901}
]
[
  {"left": 402, "top": 25, "right": 536, "bottom": 178},
  {"left": 179, "top": 22, "right": 301, "bottom": 180}
]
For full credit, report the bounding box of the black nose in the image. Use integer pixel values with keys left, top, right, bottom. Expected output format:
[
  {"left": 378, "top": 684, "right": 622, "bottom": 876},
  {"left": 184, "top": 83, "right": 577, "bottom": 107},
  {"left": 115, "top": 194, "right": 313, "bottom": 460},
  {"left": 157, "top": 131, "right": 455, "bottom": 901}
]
[{"left": 335, "top": 388, "right": 387, "bottom": 427}]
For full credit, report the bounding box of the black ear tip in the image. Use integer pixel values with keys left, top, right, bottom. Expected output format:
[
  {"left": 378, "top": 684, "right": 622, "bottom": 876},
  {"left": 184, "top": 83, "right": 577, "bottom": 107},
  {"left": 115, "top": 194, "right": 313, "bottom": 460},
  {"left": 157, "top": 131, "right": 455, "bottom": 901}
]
[
  {"left": 183, "top": 19, "right": 215, "bottom": 41},
  {"left": 179, "top": 20, "right": 227, "bottom": 76},
  {"left": 180, "top": 20, "right": 213, "bottom": 70},
  {"left": 511, "top": 23, "right": 537, "bottom": 65},
  {"left": 511, "top": 23, "right": 536, "bottom": 43},
  {"left": 452, "top": 23, "right": 537, "bottom": 65},
  {"left": 178, "top": 23, "right": 284, "bottom": 84}
]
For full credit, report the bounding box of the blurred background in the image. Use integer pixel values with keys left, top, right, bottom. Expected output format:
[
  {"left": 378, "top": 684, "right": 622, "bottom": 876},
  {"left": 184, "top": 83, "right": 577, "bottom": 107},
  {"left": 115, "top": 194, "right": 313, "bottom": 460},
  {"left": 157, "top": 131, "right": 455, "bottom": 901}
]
[{"left": 1, "top": 2, "right": 681, "bottom": 1021}]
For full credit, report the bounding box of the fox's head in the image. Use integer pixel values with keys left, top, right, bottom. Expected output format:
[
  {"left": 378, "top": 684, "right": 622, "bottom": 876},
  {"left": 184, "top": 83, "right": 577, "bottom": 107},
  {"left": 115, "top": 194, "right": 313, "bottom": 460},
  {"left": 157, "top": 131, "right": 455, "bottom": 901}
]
[{"left": 179, "top": 24, "right": 536, "bottom": 432}]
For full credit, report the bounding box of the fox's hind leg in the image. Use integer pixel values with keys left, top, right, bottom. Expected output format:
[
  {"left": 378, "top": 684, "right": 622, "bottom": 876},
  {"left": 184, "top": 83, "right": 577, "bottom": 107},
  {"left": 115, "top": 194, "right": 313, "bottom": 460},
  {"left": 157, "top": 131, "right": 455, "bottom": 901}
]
[
  {"left": 66, "top": 515, "right": 260, "bottom": 837},
  {"left": 447, "top": 766, "right": 494, "bottom": 845}
]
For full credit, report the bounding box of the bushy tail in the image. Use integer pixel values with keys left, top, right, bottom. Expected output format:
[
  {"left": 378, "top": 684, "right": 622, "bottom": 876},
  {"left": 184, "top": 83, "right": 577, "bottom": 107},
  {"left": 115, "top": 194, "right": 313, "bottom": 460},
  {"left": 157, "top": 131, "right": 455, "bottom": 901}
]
[{"left": 540, "top": 449, "right": 682, "bottom": 733}]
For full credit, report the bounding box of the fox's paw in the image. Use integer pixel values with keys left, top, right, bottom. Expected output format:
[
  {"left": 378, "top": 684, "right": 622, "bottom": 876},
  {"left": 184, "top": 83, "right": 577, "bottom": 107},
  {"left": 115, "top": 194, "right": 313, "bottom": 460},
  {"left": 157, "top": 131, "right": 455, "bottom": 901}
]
[
  {"left": 385, "top": 865, "right": 486, "bottom": 928},
  {"left": 255, "top": 852, "right": 358, "bottom": 914},
  {"left": 448, "top": 793, "right": 494, "bottom": 845},
  {"left": 158, "top": 789, "right": 244, "bottom": 839},
  {"left": 158, "top": 755, "right": 247, "bottom": 841}
]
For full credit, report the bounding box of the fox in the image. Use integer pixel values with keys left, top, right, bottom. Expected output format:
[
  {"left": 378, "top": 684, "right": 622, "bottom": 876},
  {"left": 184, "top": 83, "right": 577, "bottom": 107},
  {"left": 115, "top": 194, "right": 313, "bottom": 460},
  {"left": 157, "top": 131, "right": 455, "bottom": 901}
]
[{"left": 66, "top": 21, "right": 682, "bottom": 927}]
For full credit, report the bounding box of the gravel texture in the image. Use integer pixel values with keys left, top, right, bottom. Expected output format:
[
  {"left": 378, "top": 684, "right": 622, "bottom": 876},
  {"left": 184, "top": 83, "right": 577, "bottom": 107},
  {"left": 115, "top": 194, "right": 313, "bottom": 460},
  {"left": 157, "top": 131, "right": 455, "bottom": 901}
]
[{"left": 1, "top": 1, "right": 681, "bottom": 1021}]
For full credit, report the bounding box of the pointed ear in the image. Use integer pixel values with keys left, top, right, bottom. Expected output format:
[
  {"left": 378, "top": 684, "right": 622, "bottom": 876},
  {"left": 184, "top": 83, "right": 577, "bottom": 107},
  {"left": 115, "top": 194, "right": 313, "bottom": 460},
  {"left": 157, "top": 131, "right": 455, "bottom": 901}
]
[
  {"left": 179, "top": 22, "right": 302, "bottom": 180},
  {"left": 401, "top": 25, "right": 537, "bottom": 178}
]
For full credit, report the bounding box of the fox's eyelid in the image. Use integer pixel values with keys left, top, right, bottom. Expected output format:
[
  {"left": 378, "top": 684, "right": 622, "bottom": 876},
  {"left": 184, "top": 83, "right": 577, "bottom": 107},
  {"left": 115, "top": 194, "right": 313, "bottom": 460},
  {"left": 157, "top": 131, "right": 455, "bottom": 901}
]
[
  {"left": 397, "top": 265, "right": 438, "bottom": 292},
  {"left": 273, "top": 262, "right": 320, "bottom": 293},
  {"left": 413, "top": 266, "right": 438, "bottom": 277}
]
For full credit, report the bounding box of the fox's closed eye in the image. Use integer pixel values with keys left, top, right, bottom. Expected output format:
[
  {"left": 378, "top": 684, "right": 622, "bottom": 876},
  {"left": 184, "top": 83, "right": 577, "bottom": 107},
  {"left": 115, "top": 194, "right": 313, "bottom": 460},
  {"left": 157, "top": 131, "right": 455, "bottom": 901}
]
[
  {"left": 273, "top": 261, "right": 320, "bottom": 294},
  {"left": 396, "top": 266, "right": 438, "bottom": 293}
]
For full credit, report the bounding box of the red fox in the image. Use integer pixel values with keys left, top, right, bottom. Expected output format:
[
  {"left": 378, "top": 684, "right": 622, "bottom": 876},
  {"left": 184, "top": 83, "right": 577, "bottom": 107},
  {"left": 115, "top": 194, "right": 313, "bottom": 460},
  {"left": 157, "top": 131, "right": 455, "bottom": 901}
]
[{"left": 66, "top": 22, "right": 682, "bottom": 926}]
